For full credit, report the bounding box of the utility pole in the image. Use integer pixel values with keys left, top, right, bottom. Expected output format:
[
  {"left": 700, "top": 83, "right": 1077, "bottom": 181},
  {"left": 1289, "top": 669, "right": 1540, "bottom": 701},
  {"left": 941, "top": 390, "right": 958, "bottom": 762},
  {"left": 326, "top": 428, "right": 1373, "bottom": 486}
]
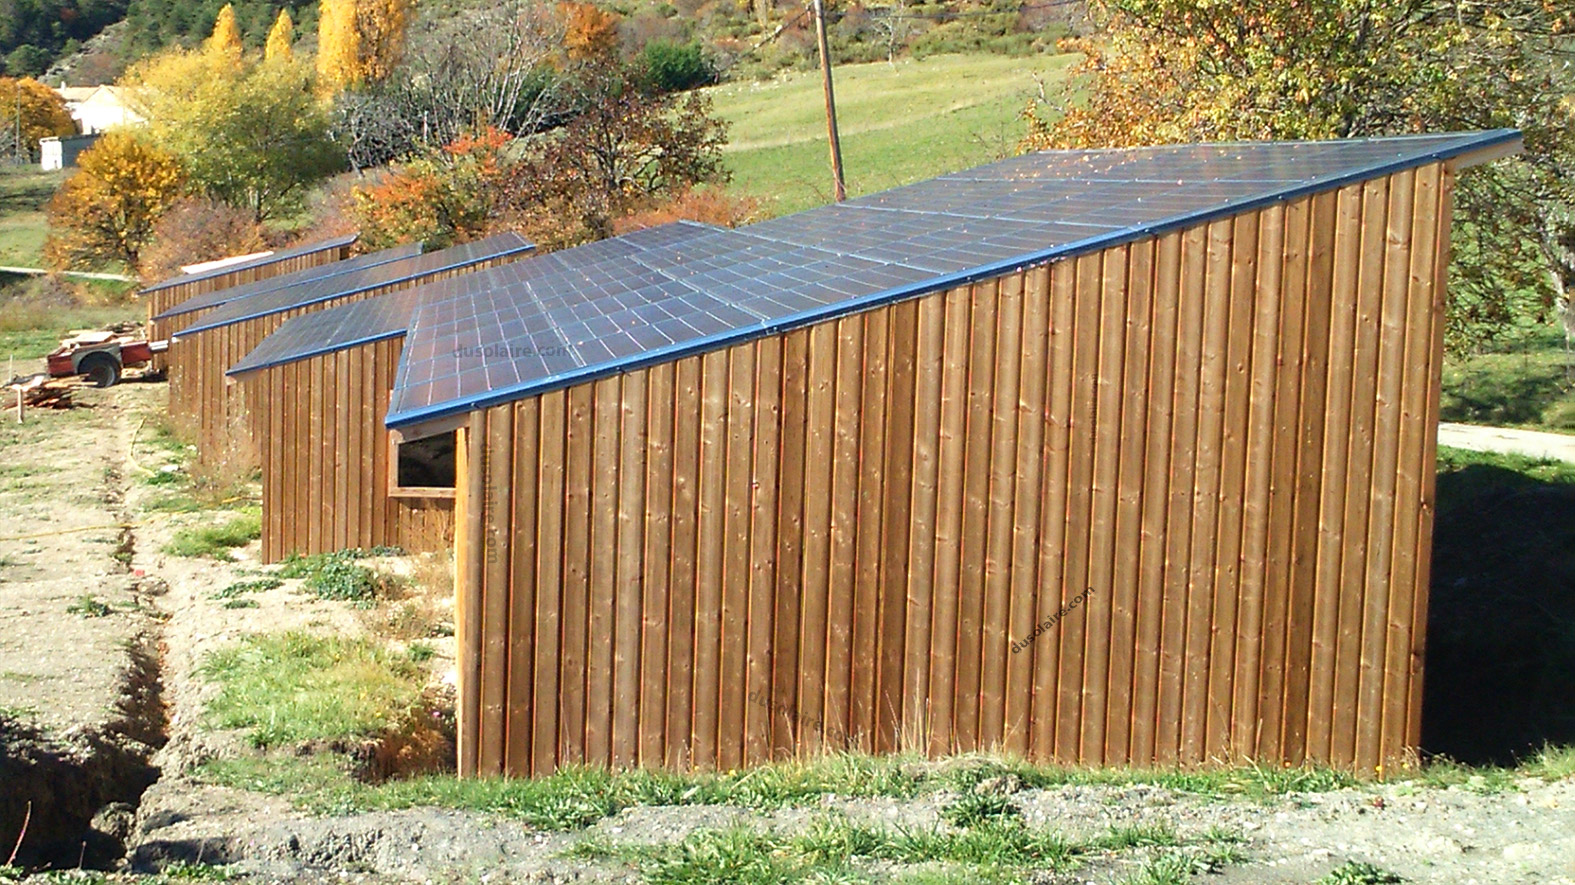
[{"left": 812, "top": 0, "right": 847, "bottom": 202}]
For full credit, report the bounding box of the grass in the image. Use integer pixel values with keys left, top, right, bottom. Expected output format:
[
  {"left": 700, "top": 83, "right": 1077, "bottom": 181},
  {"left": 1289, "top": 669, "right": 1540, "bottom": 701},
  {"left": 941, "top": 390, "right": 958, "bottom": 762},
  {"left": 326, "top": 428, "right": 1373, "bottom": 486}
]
[
  {"left": 705, "top": 52, "right": 1079, "bottom": 216},
  {"left": 161, "top": 510, "right": 261, "bottom": 559},
  {"left": 0, "top": 166, "right": 64, "bottom": 268},
  {"left": 209, "top": 576, "right": 284, "bottom": 600},
  {"left": 200, "top": 631, "right": 426, "bottom": 748},
  {"left": 570, "top": 817, "right": 1237, "bottom": 885},
  {"left": 66, "top": 594, "right": 112, "bottom": 617},
  {"left": 1439, "top": 327, "right": 1575, "bottom": 432}
]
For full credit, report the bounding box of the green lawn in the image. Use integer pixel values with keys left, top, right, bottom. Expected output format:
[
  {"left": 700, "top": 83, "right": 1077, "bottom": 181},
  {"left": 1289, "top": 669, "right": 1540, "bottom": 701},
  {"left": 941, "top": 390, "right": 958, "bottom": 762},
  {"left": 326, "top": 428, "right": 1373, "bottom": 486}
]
[
  {"left": 1440, "top": 327, "right": 1575, "bottom": 432},
  {"left": 707, "top": 52, "right": 1080, "bottom": 216},
  {"left": 0, "top": 166, "right": 65, "bottom": 268}
]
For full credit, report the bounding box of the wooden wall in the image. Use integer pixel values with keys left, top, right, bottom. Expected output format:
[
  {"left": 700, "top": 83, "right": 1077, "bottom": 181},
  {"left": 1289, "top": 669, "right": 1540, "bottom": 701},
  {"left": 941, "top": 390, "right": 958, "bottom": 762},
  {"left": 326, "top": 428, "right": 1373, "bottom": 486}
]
[
  {"left": 454, "top": 163, "right": 1456, "bottom": 778},
  {"left": 245, "top": 336, "right": 453, "bottom": 563},
  {"left": 145, "top": 242, "right": 352, "bottom": 375},
  {"left": 174, "top": 253, "right": 524, "bottom": 470}
]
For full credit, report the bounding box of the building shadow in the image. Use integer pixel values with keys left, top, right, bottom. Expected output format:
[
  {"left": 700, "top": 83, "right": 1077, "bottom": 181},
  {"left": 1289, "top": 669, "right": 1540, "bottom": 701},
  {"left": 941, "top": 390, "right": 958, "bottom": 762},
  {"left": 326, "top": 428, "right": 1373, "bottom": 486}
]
[{"left": 1421, "top": 455, "right": 1575, "bottom": 765}]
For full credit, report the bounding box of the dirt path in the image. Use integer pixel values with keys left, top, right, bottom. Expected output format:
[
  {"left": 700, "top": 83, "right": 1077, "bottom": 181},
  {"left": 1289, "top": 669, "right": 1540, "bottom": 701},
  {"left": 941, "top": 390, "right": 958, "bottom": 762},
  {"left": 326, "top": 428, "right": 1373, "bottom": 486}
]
[{"left": 1438, "top": 421, "right": 1575, "bottom": 463}]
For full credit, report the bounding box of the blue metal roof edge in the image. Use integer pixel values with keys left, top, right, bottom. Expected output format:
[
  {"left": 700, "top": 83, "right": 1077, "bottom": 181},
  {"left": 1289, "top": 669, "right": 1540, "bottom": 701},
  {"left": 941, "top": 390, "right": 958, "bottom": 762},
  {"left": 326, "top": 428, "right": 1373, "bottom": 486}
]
[
  {"left": 152, "top": 241, "right": 424, "bottom": 321},
  {"left": 384, "top": 129, "right": 1521, "bottom": 431},
  {"left": 227, "top": 327, "right": 407, "bottom": 378},
  {"left": 139, "top": 232, "right": 359, "bottom": 295},
  {"left": 176, "top": 241, "right": 537, "bottom": 338}
]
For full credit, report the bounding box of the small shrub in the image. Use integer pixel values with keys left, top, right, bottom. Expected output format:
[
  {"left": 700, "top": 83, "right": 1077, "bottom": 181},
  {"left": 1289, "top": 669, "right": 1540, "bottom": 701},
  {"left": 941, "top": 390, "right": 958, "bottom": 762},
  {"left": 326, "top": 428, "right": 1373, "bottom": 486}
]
[
  {"left": 163, "top": 512, "right": 262, "bottom": 559},
  {"left": 68, "top": 595, "right": 112, "bottom": 617},
  {"left": 406, "top": 642, "right": 435, "bottom": 662},
  {"left": 941, "top": 791, "right": 1021, "bottom": 828},
  {"left": 277, "top": 548, "right": 402, "bottom": 606},
  {"left": 640, "top": 39, "right": 716, "bottom": 93},
  {"left": 137, "top": 197, "right": 267, "bottom": 286},
  {"left": 1317, "top": 861, "right": 1406, "bottom": 885},
  {"left": 211, "top": 576, "right": 284, "bottom": 599}
]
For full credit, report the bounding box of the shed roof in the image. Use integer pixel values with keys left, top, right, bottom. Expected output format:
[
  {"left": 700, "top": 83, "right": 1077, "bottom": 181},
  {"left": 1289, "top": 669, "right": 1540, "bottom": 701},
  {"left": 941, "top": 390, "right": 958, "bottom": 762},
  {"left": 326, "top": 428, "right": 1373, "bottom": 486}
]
[
  {"left": 176, "top": 232, "right": 535, "bottom": 339},
  {"left": 371, "top": 131, "right": 1520, "bottom": 432},
  {"left": 153, "top": 242, "right": 422, "bottom": 321},
  {"left": 227, "top": 222, "right": 718, "bottom": 377},
  {"left": 141, "top": 233, "right": 359, "bottom": 296}
]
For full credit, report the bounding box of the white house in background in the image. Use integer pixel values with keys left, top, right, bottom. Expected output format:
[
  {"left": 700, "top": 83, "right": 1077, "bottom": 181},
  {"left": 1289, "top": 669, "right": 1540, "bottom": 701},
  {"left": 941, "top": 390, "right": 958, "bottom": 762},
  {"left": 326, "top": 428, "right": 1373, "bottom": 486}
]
[
  {"left": 40, "top": 133, "right": 101, "bottom": 170},
  {"left": 54, "top": 85, "right": 143, "bottom": 134}
]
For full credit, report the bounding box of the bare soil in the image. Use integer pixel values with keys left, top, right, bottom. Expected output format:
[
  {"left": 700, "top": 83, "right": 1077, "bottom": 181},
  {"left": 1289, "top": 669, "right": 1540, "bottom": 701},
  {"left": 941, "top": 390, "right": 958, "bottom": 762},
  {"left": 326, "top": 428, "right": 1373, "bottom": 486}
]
[{"left": 1, "top": 382, "right": 1572, "bottom": 884}]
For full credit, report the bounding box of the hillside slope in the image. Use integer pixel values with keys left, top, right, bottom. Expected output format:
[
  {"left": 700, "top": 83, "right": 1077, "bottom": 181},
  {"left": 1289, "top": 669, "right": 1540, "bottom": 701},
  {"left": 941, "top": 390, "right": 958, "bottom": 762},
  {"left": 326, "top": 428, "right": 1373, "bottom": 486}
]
[{"left": 709, "top": 51, "right": 1079, "bottom": 215}]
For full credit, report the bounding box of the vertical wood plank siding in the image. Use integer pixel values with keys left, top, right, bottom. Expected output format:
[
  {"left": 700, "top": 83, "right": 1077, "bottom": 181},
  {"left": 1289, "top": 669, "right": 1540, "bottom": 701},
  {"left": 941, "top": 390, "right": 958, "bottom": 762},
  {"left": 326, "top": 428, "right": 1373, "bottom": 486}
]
[
  {"left": 455, "top": 165, "right": 1455, "bottom": 777},
  {"left": 244, "top": 336, "right": 454, "bottom": 562},
  {"left": 173, "top": 253, "right": 523, "bottom": 470},
  {"left": 146, "top": 242, "right": 353, "bottom": 378}
]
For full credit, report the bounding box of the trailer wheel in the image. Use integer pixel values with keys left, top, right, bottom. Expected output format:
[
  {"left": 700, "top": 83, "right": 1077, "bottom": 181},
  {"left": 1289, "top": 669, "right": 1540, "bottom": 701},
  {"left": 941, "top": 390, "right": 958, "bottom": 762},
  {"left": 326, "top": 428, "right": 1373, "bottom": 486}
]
[{"left": 78, "top": 352, "right": 121, "bottom": 388}]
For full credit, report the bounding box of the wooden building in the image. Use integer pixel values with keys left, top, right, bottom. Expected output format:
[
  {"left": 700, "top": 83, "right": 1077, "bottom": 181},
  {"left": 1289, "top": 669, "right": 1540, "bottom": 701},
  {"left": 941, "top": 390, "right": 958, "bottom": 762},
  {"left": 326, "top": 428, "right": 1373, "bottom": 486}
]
[
  {"left": 171, "top": 233, "right": 534, "bottom": 468},
  {"left": 375, "top": 132, "right": 1519, "bottom": 778},
  {"left": 157, "top": 243, "right": 424, "bottom": 435},
  {"left": 141, "top": 234, "right": 357, "bottom": 373},
  {"left": 230, "top": 223, "right": 711, "bottom": 563}
]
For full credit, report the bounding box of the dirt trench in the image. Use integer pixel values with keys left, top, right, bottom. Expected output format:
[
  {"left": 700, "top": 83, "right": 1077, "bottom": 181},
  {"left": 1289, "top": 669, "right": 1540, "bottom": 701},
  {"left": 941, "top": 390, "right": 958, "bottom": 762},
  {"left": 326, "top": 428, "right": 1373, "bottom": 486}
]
[{"left": 0, "top": 387, "right": 174, "bottom": 869}]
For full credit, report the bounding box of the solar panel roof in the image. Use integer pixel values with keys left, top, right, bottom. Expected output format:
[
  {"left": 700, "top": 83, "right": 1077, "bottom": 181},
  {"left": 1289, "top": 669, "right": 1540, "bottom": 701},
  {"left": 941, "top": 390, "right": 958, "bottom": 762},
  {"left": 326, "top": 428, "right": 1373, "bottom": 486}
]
[
  {"left": 141, "top": 232, "right": 359, "bottom": 295},
  {"left": 227, "top": 222, "right": 718, "bottom": 377},
  {"left": 176, "top": 231, "right": 535, "bottom": 338},
  {"left": 153, "top": 241, "right": 423, "bottom": 321},
  {"left": 381, "top": 131, "right": 1519, "bottom": 432}
]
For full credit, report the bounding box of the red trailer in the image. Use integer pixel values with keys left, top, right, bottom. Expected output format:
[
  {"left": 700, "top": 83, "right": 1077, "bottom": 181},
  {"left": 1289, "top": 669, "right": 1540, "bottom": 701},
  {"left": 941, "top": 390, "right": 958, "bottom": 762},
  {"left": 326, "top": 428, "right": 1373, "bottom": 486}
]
[{"left": 45, "top": 331, "right": 168, "bottom": 388}]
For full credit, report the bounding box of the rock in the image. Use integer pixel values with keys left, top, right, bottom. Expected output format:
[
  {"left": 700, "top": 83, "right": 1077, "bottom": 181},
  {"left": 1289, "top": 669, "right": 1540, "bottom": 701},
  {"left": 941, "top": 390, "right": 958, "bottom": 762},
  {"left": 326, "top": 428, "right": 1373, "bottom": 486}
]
[
  {"left": 972, "top": 773, "right": 1024, "bottom": 797},
  {"left": 91, "top": 801, "right": 136, "bottom": 842}
]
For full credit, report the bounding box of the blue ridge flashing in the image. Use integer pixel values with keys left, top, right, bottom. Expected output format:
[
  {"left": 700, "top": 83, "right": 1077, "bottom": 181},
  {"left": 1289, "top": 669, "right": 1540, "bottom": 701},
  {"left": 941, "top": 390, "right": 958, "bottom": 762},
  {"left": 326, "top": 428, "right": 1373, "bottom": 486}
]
[
  {"left": 153, "top": 241, "right": 424, "bottom": 322},
  {"left": 383, "top": 129, "right": 1521, "bottom": 433},
  {"left": 175, "top": 233, "right": 536, "bottom": 339},
  {"left": 140, "top": 232, "right": 359, "bottom": 295}
]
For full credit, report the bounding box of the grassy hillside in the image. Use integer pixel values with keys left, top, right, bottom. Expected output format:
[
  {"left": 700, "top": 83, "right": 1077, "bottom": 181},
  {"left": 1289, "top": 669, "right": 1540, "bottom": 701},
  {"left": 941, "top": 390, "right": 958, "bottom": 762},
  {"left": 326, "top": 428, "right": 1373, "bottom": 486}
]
[
  {"left": 0, "top": 167, "right": 64, "bottom": 268},
  {"left": 707, "top": 52, "right": 1080, "bottom": 216}
]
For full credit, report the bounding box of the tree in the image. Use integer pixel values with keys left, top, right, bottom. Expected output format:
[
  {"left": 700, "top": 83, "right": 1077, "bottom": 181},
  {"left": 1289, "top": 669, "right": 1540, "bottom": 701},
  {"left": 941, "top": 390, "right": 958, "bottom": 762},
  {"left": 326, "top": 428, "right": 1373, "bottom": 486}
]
[
  {"left": 513, "top": 58, "right": 730, "bottom": 245},
  {"left": 207, "top": 3, "right": 243, "bottom": 55},
  {"left": 329, "top": 0, "right": 567, "bottom": 168},
  {"left": 125, "top": 47, "right": 342, "bottom": 221},
  {"left": 560, "top": 1, "right": 619, "bottom": 61},
  {"left": 264, "top": 8, "right": 294, "bottom": 61},
  {"left": 316, "top": 0, "right": 413, "bottom": 93},
  {"left": 1023, "top": 0, "right": 1575, "bottom": 353},
  {"left": 4, "top": 44, "right": 50, "bottom": 77},
  {"left": 44, "top": 131, "right": 186, "bottom": 270},
  {"left": 0, "top": 76, "right": 74, "bottom": 161},
  {"left": 351, "top": 127, "right": 516, "bottom": 249}
]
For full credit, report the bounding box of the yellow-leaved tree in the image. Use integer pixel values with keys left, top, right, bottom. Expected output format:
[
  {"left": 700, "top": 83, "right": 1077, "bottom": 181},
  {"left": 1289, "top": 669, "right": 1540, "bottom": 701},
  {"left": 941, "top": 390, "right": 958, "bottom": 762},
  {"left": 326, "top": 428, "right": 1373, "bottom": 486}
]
[
  {"left": 206, "top": 4, "right": 244, "bottom": 56},
  {"left": 265, "top": 9, "right": 295, "bottom": 62},
  {"left": 125, "top": 43, "right": 342, "bottom": 222},
  {"left": 0, "top": 77, "right": 75, "bottom": 159},
  {"left": 44, "top": 132, "right": 187, "bottom": 271},
  {"left": 316, "top": 0, "right": 413, "bottom": 94}
]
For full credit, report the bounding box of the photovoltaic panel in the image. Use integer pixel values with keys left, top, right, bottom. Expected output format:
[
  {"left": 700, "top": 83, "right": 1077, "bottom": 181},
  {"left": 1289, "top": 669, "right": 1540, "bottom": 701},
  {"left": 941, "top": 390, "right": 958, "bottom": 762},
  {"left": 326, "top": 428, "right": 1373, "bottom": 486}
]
[
  {"left": 385, "top": 131, "right": 1519, "bottom": 431},
  {"left": 177, "top": 232, "right": 534, "bottom": 338},
  {"left": 226, "top": 222, "right": 718, "bottom": 376},
  {"left": 154, "top": 242, "right": 423, "bottom": 320},
  {"left": 141, "top": 232, "right": 358, "bottom": 295}
]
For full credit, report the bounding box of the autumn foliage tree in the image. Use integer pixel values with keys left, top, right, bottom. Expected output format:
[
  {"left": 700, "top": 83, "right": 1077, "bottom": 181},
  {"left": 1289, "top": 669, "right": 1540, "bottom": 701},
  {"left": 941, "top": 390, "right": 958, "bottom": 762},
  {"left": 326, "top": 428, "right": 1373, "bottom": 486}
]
[
  {"left": 265, "top": 8, "right": 295, "bottom": 61},
  {"left": 513, "top": 58, "right": 730, "bottom": 246},
  {"left": 44, "top": 132, "right": 187, "bottom": 271},
  {"left": 1026, "top": 0, "right": 1575, "bottom": 352},
  {"left": 351, "top": 127, "right": 517, "bottom": 249},
  {"left": 206, "top": 4, "right": 243, "bottom": 55},
  {"left": 125, "top": 43, "right": 342, "bottom": 222},
  {"left": 0, "top": 76, "right": 73, "bottom": 160},
  {"left": 560, "top": 1, "right": 620, "bottom": 61},
  {"left": 316, "top": 0, "right": 414, "bottom": 93}
]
